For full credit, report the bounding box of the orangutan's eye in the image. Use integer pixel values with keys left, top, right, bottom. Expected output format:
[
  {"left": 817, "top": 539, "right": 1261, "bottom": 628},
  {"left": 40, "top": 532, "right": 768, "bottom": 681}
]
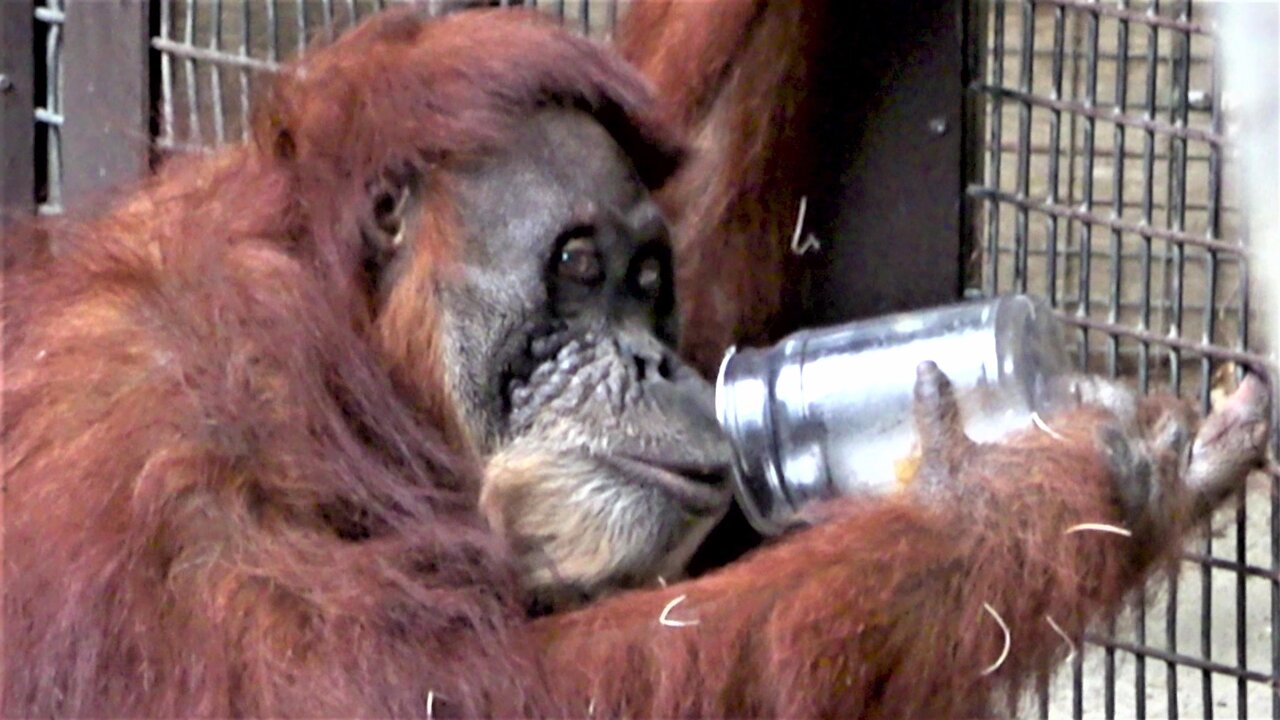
[{"left": 556, "top": 236, "right": 604, "bottom": 286}]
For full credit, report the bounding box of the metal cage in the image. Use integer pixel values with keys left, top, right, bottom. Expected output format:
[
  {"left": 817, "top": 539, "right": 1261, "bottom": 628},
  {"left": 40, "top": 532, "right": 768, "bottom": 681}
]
[
  {"left": 151, "top": 0, "right": 623, "bottom": 153},
  {"left": 1, "top": 1, "right": 1276, "bottom": 717},
  {"left": 970, "top": 3, "right": 1274, "bottom": 717},
  {"left": 33, "top": 0, "right": 65, "bottom": 216}
]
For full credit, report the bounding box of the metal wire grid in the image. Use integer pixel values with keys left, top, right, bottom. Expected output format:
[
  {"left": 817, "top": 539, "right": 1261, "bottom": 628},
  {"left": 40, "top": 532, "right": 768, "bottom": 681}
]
[
  {"left": 33, "top": 0, "right": 65, "bottom": 216},
  {"left": 969, "top": 1, "right": 1276, "bottom": 717},
  {"left": 154, "top": 0, "right": 625, "bottom": 154},
  {"left": 156, "top": 0, "right": 388, "bottom": 152}
]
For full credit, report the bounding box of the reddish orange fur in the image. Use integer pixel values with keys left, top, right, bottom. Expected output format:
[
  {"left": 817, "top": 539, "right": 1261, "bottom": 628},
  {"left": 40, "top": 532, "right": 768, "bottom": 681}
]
[
  {"left": 2, "top": 10, "right": 676, "bottom": 717},
  {"left": 4, "top": 6, "right": 1193, "bottom": 719},
  {"left": 533, "top": 408, "right": 1186, "bottom": 719}
]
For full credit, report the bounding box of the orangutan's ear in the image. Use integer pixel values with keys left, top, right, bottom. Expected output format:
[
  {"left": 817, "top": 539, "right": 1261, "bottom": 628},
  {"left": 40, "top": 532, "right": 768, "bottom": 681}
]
[
  {"left": 358, "top": 165, "right": 424, "bottom": 306},
  {"left": 361, "top": 167, "right": 420, "bottom": 279}
]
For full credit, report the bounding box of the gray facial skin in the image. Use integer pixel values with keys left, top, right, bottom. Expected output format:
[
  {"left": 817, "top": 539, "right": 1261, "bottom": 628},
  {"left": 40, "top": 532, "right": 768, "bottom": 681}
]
[{"left": 433, "top": 108, "right": 734, "bottom": 610}]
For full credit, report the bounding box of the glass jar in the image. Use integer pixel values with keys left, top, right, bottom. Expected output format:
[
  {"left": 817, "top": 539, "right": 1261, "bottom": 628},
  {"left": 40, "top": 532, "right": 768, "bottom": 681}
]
[{"left": 715, "top": 294, "right": 1074, "bottom": 536}]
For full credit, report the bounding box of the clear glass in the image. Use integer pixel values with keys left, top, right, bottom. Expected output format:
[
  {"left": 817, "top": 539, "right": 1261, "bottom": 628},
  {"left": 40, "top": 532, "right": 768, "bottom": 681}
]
[{"left": 715, "top": 294, "right": 1074, "bottom": 535}]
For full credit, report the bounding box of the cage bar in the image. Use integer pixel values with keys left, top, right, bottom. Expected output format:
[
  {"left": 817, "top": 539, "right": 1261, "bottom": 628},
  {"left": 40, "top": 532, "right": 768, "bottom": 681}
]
[
  {"left": 34, "top": 0, "right": 64, "bottom": 216},
  {"left": 970, "top": 1, "right": 1275, "bottom": 717}
]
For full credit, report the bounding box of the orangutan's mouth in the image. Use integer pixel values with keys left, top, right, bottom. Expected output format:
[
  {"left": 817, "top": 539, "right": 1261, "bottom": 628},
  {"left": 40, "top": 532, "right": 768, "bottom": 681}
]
[{"left": 602, "top": 454, "right": 732, "bottom": 516}]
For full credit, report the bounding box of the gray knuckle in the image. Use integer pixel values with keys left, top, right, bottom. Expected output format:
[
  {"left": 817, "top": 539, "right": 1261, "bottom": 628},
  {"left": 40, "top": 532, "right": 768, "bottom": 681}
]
[
  {"left": 1097, "top": 423, "right": 1135, "bottom": 472},
  {"left": 1154, "top": 418, "right": 1191, "bottom": 455}
]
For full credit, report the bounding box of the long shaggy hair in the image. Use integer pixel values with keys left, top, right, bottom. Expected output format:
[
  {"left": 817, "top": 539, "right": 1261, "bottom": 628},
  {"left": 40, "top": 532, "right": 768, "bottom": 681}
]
[{"left": 2, "top": 10, "right": 678, "bottom": 717}]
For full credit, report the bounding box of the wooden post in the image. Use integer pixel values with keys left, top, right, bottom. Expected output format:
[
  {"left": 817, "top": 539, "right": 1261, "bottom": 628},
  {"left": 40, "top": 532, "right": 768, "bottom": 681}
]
[
  {"left": 1, "top": 0, "right": 36, "bottom": 229},
  {"left": 61, "top": 0, "right": 152, "bottom": 212}
]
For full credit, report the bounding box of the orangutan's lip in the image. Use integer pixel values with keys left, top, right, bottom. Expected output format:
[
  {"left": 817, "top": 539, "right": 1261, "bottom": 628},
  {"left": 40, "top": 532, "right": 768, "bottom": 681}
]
[{"left": 602, "top": 455, "right": 732, "bottom": 516}]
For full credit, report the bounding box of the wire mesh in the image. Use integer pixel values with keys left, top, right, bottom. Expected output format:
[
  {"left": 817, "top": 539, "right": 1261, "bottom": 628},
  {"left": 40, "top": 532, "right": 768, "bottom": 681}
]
[
  {"left": 33, "top": 0, "right": 65, "bottom": 216},
  {"left": 968, "top": 1, "right": 1277, "bottom": 717},
  {"left": 153, "top": 0, "right": 625, "bottom": 154}
]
